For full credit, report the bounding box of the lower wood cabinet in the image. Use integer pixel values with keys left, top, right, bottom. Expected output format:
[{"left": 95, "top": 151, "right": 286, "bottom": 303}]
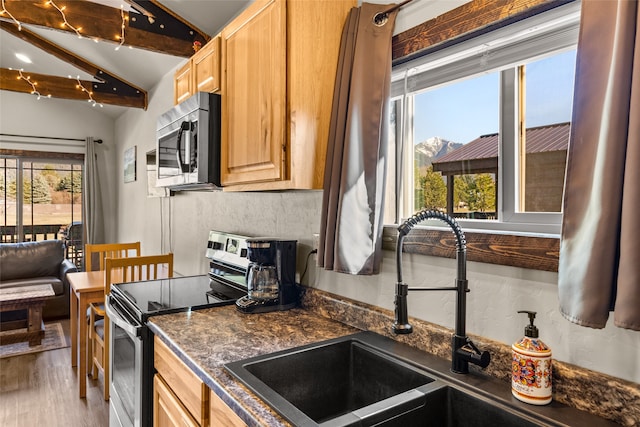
[
  {"left": 153, "top": 336, "right": 248, "bottom": 427},
  {"left": 154, "top": 375, "right": 199, "bottom": 427},
  {"left": 210, "top": 390, "right": 247, "bottom": 427},
  {"left": 154, "top": 337, "right": 209, "bottom": 426}
]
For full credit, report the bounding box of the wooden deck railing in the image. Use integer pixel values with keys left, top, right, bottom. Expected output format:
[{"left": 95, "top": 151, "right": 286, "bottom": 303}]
[{"left": 0, "top": 224, "right": 65, "bottom": 243}]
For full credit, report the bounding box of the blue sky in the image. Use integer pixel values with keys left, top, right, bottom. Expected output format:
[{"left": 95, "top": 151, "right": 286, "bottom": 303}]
[{"left": 413, "top": 50, "right": 577, "bottom": 145}]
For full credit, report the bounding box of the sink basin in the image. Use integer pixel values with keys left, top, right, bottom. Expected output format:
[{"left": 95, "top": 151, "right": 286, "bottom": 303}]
[
  {"left": 418, "top": 386, "right": 540, "bottom": 427},
  {"left": 226, "top": 336, "right": 437, "bottom": 426},
  {"left": 224, "top": 333, "right": 545, "bottom": 426}
]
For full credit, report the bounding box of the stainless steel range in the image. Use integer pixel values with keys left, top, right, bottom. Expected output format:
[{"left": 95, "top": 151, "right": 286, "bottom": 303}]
[{"left": 107, "top": 230, "right": 251, "bottom": 427}]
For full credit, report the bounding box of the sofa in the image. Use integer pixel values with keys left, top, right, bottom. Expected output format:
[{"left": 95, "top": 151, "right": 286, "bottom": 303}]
[{"left": 0, "top": 240, "right": 78, "bottom": 319}]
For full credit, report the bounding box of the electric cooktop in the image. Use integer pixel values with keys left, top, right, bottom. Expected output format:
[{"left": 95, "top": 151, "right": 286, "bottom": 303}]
[{"left": 110, "top": 274, "right": 246, "bottom": 322}]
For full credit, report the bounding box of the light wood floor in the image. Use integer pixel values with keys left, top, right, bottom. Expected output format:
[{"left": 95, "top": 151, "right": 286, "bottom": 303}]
[{"left": 0, "top": 318, "right": 110, "bottom": 427}]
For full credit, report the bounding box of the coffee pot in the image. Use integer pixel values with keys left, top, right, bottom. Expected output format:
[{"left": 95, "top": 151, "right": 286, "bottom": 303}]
[
  {"left": 236, "top": 238, "right": 299, "bottom": 313},
  {"left": 246, "top": 264, "right": 278, "bottom": 300}
]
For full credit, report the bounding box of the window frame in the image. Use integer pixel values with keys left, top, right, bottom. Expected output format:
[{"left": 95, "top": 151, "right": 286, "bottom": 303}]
[
  {"left": 0, "top": 150, "right": 84, "bottom": 243},
  {"left": 385, "top": 1, "right": 581, "bottom": 271}
]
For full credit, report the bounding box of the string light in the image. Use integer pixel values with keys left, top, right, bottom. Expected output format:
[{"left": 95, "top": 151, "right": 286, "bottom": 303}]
[
  {"left": 0, "top": 0, "right": 22, "bottom": 30},
  {"left": 71, "top": 75, "right": 103, "bottom": 107},
  {"left": 115, "top": 5, "right": 126, "bottom": 51},
  {"left": 10, "top": 68, "right": 51, "bottom": 100},
  {"left": 6, "top": 1, "right": 130, "bottom": 49},
  {"left": 47, "top": 1, "right": 83, "bottom": 39}
]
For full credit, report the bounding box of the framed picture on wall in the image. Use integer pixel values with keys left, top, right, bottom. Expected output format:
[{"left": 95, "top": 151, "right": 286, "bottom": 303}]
[{"left": 124, "top": 146, "right": 137, "bottom": 183}]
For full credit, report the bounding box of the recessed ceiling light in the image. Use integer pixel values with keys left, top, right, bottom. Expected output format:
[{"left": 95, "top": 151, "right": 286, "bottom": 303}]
[{"left": 15, "top": 53, "right": 32, "bottom": 64}]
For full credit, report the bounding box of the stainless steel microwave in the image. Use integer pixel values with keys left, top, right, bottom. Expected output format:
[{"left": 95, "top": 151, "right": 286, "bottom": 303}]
[{"left": 156, "top": 92, "right": 221, "bottom": 190}]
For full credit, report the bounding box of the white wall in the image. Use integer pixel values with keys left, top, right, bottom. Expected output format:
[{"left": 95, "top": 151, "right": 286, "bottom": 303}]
[
  {"left": 0, "top": 91, "right": 114, "bottom": 140},
  {"left": 315, "top": 251, "right": 640, "bottom": 383}
]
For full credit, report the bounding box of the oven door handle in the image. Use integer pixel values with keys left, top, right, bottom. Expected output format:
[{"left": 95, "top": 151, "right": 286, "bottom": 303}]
[{"left": 106, "top": 297, "right": 142, "bottom": 338}]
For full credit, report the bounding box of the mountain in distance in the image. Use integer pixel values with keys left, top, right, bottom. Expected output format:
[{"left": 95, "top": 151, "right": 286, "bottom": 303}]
[{"left": 414, "top": 136, "right": 462, "bottom": 170}]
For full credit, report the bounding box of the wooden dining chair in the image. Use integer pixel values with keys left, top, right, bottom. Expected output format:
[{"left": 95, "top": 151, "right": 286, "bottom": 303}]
[
  {"left": 89, "top": 253, "right": 174, "bottom": 400},
  {"left": 84, "top": 241, "right": 141, "bottom": 378},
  {"left": 84, "top": 242, "right": 141, "bottom": 272}
]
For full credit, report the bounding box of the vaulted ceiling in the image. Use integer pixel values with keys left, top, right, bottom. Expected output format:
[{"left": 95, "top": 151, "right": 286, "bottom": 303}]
[{"left": 0, "top": 0, "right": 250, "bottom": 116}]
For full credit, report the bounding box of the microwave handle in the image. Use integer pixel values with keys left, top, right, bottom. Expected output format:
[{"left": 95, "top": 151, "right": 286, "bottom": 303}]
[{"left": 176, "top": 121, "right": 191, "bottom": 173}]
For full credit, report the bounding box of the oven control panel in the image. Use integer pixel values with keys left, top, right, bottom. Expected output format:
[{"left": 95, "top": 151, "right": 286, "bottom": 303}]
[{"left": 205, "top": 230, "right": 251, "bottom": 271}]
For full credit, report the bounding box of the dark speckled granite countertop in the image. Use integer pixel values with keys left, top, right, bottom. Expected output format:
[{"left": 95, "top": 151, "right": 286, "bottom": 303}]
[
  {"left": 149, "top": 288, "right": 639, "bottom": 427},
  {"left": 149, "top": 305, "right": 359, "bottom": 426}
]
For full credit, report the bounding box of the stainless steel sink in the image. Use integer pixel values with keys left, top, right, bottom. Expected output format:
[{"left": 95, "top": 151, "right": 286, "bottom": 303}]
[{"left": 224, "top": 332, "right": 543, "bottom": 427}]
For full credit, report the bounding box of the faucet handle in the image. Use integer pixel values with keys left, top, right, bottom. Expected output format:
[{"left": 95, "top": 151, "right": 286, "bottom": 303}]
[
  {"left": 454, "top": 337, "right": 491, "bottom": 370},
  {"left": 464, "top": 346, "right": 491, "bottom": 368}
]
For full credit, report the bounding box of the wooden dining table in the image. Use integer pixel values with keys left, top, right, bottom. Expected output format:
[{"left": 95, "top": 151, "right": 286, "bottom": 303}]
[
  {"left": 68, "top": 265, "right": 171, "bottom": 398},
  {"left": 68, "top": 270, "right": 105, "bottom": 398}
]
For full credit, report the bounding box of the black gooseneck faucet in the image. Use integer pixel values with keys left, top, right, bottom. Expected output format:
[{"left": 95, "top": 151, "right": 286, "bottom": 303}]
[{"left": 392, "top": 209, "right": 490, "bottom": 374}]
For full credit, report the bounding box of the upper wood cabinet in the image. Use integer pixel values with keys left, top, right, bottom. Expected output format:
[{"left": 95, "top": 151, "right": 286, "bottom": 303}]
[
  {"left": 193, "top": 37, "right": 221, "bottom": 94},
  {"left": 174, "top": 36, "right": 221, "bottom": 105},
  {"left": 174, "top": 60, "right": 193, "bottom": 105},
  {"left": 220, "top": 0, "right": 355, "bottom": 190},
  {"left": 221, "top": 0, "right": 286, "bottom": 186}
]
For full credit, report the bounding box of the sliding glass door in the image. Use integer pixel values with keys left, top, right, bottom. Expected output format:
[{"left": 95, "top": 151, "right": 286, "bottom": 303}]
[{"left": 0, "top": 156, "right": 84, "bottom": 267}]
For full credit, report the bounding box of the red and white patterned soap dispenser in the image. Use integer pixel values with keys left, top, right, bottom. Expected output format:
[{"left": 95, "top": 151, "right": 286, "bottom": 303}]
[{"left": 511, "top": 310, "right": 552, "bottom": 405}]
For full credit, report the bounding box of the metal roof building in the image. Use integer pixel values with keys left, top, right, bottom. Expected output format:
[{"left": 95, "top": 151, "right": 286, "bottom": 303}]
[
  {"left": 432, "top": 122, "right": 570, "bottom": 175},
  {"left": 430, "top": 122, "right": 570, "bottom": 216}
]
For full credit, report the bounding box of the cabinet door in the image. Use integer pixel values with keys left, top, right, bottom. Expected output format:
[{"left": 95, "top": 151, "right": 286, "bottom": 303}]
[
  {"left": 221, "top": 0, "right": 287, "bottom": 185},
  {"left": 154, "top": 336, "right": 208, "bottom": 425},
  {"left": 154, "top": 375, "right": 199, "bottom": 427},
  {"left": 209, "top": 390, "right": 247, "bottom": 427},
  {"left": 174, "top": 61, "right": 192, "bottom": 105},
  {"left": 193, "top": 36, "right": 221, "bottom": 94}
]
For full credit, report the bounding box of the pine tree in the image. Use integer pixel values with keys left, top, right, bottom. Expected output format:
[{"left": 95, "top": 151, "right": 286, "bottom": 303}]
[
  {"left": 422, "top": 167, "right": 446, "bottom": 210},
  {"left": 57, "top": 172, "right": 83, "bottom": 194},
  {"left": 7, "top": 180, "right": 17, "bottom": 200},
  {"left": 40, "top": 165, "right": 61, "bottom": 189},
  {"left": 456, "top": 174, "right": 495, "bottom": 212},
  {"left": 23, "top": 176, "right": 52, "bottom": 204},
  {"left": 473, "top": 174, "right": 496, "bottom": 212}
]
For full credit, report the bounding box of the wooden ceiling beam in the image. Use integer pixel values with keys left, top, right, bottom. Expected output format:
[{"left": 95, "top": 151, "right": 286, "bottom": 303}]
[
  {"left": 0, "top": 21, "right": 147, "bottom": 108},
  {"left": 0, "top": 68, "right": 146, "bottom": 109},
  {"left": 0, "top": 0, "right": 208, "bottom": 57},
  {"left": 140, "top": 0, "right": 208, "bottom": 39},
  {"left": 392, "top": 0, "right": 575, "bottom": 64}
]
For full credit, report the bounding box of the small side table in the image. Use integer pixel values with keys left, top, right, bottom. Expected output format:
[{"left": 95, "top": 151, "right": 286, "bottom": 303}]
[{"left": 0, "top": 284, "right": 55, "bottom": 346}]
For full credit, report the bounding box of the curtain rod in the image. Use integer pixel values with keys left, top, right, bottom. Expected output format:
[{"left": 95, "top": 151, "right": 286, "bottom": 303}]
[
  {"left": 0, "top": 133, "right": 102, "bottom": 143},
  {"left": 375, "top": 0, "right": 415, "bottom": 26},
  {"left": 383, "top": 0, "right": 415, "bottom": 15}
]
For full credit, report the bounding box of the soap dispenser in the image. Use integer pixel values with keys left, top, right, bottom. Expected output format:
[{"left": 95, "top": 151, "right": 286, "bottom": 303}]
[{"left": 511, "top": 310, "right": 552, "bottom": 405}]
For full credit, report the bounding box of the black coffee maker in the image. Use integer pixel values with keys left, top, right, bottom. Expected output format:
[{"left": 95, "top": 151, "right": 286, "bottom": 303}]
[{"left": 236, "top": 238, "right": 299, "bottom": 313}]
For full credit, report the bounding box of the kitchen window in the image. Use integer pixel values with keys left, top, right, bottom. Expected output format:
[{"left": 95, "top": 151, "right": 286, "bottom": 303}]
[{"left": 386, "top": 2, "right": 580, "bottom": 237}]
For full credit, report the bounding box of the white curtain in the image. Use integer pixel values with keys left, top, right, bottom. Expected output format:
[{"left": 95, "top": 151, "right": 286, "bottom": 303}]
[
  {"left": 83, "top": 137, "right": 105, "bottom": 245},
  {"left": 318, "top": 3, "right": 399, "bottom": 275},
  {"left": 558, "top": 0, "right": 640, "bottom": 331}
]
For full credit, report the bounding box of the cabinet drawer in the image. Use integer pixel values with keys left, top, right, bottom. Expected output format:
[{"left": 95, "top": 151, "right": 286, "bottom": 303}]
[
  {"left": 209, "top": 390, "right": 247, "bottom": 427},
  {"left": 154, "top": 375, "right": 199, "bottom": 427},
  {"left": 154, "top": 337, "right": 209, "bottom": 425}
]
